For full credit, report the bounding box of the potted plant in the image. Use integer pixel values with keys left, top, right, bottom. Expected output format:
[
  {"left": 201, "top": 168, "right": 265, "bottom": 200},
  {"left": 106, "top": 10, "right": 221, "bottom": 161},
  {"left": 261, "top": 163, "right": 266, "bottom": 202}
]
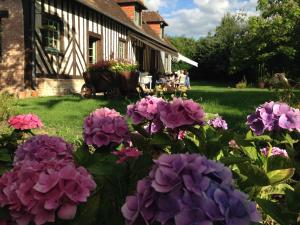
[
  {"left": 258, "top": 76, "right": 266, "bottom": 88},
  {"left": 109, "top": 60, "right": 138, "bottom": 94}
]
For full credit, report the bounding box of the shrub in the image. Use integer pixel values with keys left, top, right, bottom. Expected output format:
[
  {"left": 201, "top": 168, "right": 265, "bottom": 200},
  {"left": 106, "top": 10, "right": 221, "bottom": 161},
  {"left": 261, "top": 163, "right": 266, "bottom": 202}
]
[
  {"left": 235, "top": 79, "right": 247, "bottom": 89},
  {"left": 0, "top": 92, "right": 17, "bottom": 123}
]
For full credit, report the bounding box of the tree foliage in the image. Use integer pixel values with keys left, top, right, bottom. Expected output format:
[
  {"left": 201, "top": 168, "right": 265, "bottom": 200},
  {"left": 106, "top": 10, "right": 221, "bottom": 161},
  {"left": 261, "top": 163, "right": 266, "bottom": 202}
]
[{"left": 170, "top": 0, "right": 300, "bottom": 82}]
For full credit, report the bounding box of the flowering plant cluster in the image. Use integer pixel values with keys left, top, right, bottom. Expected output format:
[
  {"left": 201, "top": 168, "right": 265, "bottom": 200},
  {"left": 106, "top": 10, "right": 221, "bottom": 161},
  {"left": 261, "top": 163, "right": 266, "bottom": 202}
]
[
  {"left": 208, "top": 116, "right": 228, "bottom": 130},
  {"left": 157, "top": 98, "right": 205, "bottom": 129},
  {"left": 127, "top": 96, "right": 205, "bottom": 132},
  {"left": 1, "top": 97, "right": 299, "bottom": 225},
  {"left": 260, "top": 146, "right": 288, "bottom": 157},
  {"left": 122, "top": 154, "right": 260, "bottom": 225},
  {"left": 109, "top": 60, "right": 138, "bottom": 73},
  {"left": 127, "top": 96, "right": 165, "bottom": 134},
  {"left": 0, "top": 160, "right": 96, "bottom": 225},
  {"left": 247, "top": 101, "right": 300, "bottom": 135},
  {"left": 83, "top": 107, "right": 130, "bottom": 148},
  {"left": 0, "top": 134, "right": 96, "bottom": 225},
  {"left": 8, "top": 114, "right": 43, "bottom": 130},
  {"left": 14, "top": 135, "right": 74, "bottom": 164}
]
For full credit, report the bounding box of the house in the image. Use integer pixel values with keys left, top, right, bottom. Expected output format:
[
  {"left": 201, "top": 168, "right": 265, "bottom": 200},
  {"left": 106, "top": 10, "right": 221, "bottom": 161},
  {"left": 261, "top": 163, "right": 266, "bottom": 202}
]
[{"left": 0, "top": 0, "right": 178, "bottom": 96}]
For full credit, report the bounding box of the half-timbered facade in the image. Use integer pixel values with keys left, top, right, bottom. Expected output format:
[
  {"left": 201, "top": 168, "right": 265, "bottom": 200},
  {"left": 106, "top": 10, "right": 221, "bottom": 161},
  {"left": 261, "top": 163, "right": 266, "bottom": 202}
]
[{"left": 0, "top": 0, "right": 177, "bottom": 96}]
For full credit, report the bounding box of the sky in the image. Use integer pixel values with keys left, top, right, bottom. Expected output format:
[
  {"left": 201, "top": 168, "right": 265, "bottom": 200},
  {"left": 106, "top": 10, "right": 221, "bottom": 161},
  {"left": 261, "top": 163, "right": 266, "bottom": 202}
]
[{"left": 144, "top": 0, "right": 258, "bottom": 38}]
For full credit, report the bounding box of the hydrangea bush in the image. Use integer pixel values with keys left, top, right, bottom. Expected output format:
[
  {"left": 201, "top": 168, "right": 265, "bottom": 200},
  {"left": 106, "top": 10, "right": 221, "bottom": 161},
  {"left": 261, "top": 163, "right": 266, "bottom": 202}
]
[
  {"left": 1, "top": 97, "right": 300, "bottom": 225},
  {"left": 247, "top": 101, "right": 300, "bottom": 135},
  {"left": 0, "top": 160, "right": 96, "bottom": 225},
  {"left": 122, "top": 154, "right": 260, "bottom": 225}
]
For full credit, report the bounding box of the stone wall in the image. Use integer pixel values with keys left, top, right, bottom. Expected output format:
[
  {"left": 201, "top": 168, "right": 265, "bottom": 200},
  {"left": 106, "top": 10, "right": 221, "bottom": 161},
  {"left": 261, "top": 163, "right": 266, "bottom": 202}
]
[
  {"left": 0, "top": 0, "right": 25, "bottom": 93},
  {"left": 35, "top": 78, "right": 84, "bottom": 96}
]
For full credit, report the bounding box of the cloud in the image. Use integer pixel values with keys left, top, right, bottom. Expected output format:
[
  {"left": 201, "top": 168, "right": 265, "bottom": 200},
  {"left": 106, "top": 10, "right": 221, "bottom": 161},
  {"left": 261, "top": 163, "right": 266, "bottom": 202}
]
[
  {"left": 144, "top": 0, "right": 259, "bottom": 37},
  {"left": 144, "top": 0, "right": 170, "bottom": 11}
]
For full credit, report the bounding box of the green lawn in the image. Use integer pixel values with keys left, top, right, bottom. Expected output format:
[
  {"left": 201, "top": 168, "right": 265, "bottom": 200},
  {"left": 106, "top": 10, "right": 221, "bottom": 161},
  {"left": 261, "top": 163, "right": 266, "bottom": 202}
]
[{"left": 18, "top": 82, "right": 299, "bottom": 142}]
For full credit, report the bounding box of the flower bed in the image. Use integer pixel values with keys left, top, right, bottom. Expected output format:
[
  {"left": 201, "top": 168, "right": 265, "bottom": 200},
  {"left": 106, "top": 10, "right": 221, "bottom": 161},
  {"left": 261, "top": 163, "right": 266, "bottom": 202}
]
[{"left": 0, "top": 98, "right": 300, "bottom": 225}]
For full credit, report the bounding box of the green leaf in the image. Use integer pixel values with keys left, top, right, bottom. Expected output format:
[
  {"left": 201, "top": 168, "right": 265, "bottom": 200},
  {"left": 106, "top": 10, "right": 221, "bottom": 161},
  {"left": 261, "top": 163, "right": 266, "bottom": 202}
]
[
  {"left": 267, "top": 168, "right": 295, "bottom": 185},
  {"left": 220, "top": 156, "right": 250, "bottom": 166},
  {"left": 241, "top": 146, "right": 259, "bottom": 161},
  {"left": 130, "top": 133, "right": 150, "bottom": 152},
  {"left": 73, "top": 145, "right": 91, "bottom": 166},
  {"left": 132, "top": 124, "right": 150, "bottom": 138},
  {"left": 256, "top": 198, "right": 290, "bottom": 225},
  {"left": 71, "top": 192, "right": 101, "bottom": 225},
  {"left": 237, "top": 162, "right": 270, "bottom": 186},
  {"left": 150, "top": 132, "right": 171, "bottom": 146},
  {"left": 245, "top": 132, "right": 272, "bottom": 142},
  {"left": 171, "top": 140, "right": 185, "bottom": 153},
  {"left": 260, "top": 183, "right": 293, "bottom": 197},
  {"left": 267, "top": 156, "right": 293, "bottom": 172}
]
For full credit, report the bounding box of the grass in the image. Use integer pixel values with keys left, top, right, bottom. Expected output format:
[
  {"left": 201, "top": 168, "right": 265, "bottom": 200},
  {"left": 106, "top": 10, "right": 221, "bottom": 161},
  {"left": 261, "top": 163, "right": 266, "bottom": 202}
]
[{"left": 18, "top": 82, "right": 300, "bottom": 142}]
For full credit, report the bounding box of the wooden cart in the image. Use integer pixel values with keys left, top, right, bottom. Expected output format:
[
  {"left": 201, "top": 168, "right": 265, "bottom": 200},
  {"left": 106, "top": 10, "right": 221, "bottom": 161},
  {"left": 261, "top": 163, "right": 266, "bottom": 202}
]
[{"left": 81, "top": 71, "right": 144, "bottom": 98}]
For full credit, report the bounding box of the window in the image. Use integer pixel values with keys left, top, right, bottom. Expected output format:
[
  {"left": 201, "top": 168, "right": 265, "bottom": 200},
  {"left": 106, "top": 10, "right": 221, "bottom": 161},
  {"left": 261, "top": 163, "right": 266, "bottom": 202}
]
[
  {"left": 165, "top": 54, "right": 169, "bottom": 72},
  {"left": 118, "top": 39, "right": 126, "bottom": 59},
  {"left": 88, "top": 33, "right": 103, "bottom": 65},
  {"left": 42, "top": 14, "right": 62, "bottom": 53},
  {"left": 134, "top": 9, "right": 142, "bottom": 26},
  {"left": 160, "top": 26, "right": 164, "bottom": 38},
  {"left": 89, "top": 37, "right": 97, "bottom": 65}
]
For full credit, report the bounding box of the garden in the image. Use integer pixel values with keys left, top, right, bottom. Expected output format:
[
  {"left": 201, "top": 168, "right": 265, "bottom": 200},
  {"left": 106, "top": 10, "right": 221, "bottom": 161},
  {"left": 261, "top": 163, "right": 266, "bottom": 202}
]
[{"left": 0, "top": 82, "right": 300, "bottom": 225}]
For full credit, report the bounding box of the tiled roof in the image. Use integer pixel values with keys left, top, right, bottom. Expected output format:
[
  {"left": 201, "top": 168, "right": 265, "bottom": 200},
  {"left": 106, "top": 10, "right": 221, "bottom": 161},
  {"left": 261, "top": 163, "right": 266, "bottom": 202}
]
[
  {"left": 114, "top": 0, "right": 147, "bottom": 10},
  {"left": 143, "top": 11, "right": 168, "bottom": 26},
  {"left": 76, "top": 0, "right": 177, "bottom": 53}
]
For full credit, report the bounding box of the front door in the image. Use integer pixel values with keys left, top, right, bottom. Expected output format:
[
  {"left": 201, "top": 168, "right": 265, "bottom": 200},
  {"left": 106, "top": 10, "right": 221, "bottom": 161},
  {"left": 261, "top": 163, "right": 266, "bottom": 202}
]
[{"left": 135, "top": 46, "right": 144, "bottom": 71}]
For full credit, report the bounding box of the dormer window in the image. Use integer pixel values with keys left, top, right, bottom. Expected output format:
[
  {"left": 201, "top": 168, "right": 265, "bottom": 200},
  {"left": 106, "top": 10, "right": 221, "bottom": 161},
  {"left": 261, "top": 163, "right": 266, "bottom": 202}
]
[{"left": 134, "top": 8, "right": 142, "bottom": 26}]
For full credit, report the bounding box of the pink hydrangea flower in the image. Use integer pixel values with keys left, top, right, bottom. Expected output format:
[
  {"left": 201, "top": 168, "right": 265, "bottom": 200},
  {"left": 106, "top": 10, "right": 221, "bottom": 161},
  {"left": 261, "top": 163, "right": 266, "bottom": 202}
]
[
  {"left": 14, "top": 135, "right": 74, "bottom": 165},
  {"left": 260, "top": 147, "right": 288, "bottom": 157},
  {"left": 127, "top": 96, "right": 165, "bottom": 124},
  {"left": 8, "top": 114, "right": 43, "bottom": 130},
  {"left": 83, "top": 108, "right": 130, "bottom": 148},
  {"left": 0, "top": 160, "right": 96, "bottom": 225},
  {"left": 112, "top": 147, "right": 142, "bottom": 164},
  {"left": 157, "top": 98, "right": 205, "bottom": 129}
]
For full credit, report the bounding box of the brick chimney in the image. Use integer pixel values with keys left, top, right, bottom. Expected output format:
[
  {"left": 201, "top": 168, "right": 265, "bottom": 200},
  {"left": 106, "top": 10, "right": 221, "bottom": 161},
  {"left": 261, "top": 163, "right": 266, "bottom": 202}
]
[
  {"left": 143, "top": 11, "right": 168, "bottom": 38},
  {"left": 114, "top": 0, "right": 147, "bottom": 24}
]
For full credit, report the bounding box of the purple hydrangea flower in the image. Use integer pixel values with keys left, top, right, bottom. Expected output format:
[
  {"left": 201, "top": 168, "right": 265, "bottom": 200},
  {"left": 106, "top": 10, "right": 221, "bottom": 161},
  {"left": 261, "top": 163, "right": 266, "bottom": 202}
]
[
  {"left": 208, "top": 116, "right": 228, "bottom": 130},
  {"left": 260, "top": 147, "right": 288, "bottom": 157},
  {"left": 14, "top": 135, "right": 74, "bottom": 165},
  {"left": 122, "top": 154, "right": 261, "bottom": 225},
  {"left": 247, "top": 101, "right": 300, "bottom": 135}
]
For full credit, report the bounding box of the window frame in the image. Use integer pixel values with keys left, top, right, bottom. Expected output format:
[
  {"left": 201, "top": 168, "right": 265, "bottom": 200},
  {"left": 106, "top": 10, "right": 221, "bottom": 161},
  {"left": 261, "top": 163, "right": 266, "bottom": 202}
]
[
  {"left": 88, "top": 32, "right": 102, "bottom": 66},
  {"left": 41, "top": 13, "right": 63, "bottom": 55},
  {"left": 165, "top": 54, "right": 169, "bottom": 72},
  {"left": 134, "top": 7, "right": 142, "bottom": 27},
  {"left": 118, "top": 39, "right": 127, "bottom": 59}
]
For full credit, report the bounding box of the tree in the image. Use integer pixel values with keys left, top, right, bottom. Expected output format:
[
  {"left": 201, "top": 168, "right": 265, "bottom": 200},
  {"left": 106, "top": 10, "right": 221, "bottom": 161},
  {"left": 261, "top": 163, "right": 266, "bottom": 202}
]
[{"left": 168, "top": 36, "right": 198, "bottom": 71}]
